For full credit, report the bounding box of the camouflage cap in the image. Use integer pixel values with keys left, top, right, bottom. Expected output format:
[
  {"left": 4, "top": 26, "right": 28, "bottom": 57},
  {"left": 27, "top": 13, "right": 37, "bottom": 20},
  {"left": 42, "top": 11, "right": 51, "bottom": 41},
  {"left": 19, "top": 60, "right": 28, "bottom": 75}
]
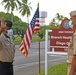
[{"left": 70, "top": 10, "right": 76, "bottom": 17}]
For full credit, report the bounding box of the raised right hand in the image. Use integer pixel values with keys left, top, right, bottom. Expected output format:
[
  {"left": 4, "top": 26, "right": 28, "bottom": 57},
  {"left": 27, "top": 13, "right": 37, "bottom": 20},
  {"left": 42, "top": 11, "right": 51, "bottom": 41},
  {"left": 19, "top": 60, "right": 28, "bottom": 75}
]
[{"left": 0, "top": 17, "right": 6, "bottom": 29}]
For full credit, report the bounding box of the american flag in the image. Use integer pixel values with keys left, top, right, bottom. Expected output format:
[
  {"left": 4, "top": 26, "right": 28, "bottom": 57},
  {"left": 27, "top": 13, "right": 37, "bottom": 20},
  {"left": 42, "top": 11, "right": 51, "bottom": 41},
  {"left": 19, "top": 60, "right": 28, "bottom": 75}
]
[
  {"left": 19, "top": 6, "right": 39, "bottom": 57},
  {"left": 33, "top": 18, "right": 40, "bottom": 33}
]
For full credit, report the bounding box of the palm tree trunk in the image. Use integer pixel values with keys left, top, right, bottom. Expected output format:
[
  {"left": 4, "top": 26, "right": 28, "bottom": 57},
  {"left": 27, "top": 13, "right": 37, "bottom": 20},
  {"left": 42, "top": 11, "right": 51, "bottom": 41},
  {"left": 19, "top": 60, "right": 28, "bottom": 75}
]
[
  {"left": 11, "top": 11, "right": 13, "bottom": 22},
  {"left": 27, "top": 17, "right": 29, "bottom": 24}
]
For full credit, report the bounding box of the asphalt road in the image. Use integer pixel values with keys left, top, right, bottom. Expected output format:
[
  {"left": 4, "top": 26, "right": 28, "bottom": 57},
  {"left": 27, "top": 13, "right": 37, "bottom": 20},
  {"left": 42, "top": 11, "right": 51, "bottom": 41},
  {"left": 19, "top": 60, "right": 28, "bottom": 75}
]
[{"left": 13, "top": 41, "right": 67, "bottom": 75}]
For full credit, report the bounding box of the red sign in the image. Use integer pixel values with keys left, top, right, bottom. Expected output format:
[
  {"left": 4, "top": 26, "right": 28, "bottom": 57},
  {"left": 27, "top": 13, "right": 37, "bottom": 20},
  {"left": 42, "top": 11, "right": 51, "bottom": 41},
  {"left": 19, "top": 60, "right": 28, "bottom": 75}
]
[{"left": 50, "top": 19, "right": 73, "bottom": 52}]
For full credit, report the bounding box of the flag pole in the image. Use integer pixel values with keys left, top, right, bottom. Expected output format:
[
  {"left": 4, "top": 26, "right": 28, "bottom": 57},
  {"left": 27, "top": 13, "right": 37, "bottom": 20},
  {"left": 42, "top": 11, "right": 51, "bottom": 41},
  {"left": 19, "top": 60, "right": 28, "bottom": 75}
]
[
  {"left": 38, "top": 32, "right": 41, "bottom": 74},
  {"left": 37, "top": 1, "right": 41, "bottom": 74},
  {"left": 33, "top": 1, "right": 41, "bottom": 74}
]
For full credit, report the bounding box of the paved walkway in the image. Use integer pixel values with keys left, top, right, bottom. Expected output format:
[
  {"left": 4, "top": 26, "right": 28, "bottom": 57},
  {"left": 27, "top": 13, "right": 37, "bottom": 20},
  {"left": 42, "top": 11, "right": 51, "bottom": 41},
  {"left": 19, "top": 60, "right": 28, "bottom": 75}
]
[
  {"left": 14, "top": 45, "right": 66, "bottom": 75},
  {"left": 14, "top": 59, "right": 66, "bottom": 75}
]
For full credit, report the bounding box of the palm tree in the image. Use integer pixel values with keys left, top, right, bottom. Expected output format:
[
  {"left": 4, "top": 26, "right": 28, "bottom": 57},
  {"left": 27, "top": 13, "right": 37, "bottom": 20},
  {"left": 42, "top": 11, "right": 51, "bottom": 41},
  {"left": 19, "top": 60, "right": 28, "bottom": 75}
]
[
  {"left": 19, "top": 0, "right": 32, "bottom": 23},
  {"left": 49, "top": 13, "right": 65, "bottom": 27},
  {"left": 53, "top": 13, "right": 65, "bottom": 26},
  {"left": 55, "top": 13, "right": 64, "bottom": 23},
  {"left": 1, "top": 0, "right": 21, "bottom": 22}
]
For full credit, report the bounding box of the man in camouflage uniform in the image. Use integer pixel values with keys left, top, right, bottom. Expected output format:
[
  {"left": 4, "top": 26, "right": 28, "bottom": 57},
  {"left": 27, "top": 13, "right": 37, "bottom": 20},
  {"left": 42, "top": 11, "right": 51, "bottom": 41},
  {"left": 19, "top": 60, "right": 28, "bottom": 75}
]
[
  {"left": 67, "top": 10, "right": 76, "bottom": 75},
  {"left": 0, "top": 17, "right": 15, "bottom": 75},
  {"left": 67, "top": 37, "right": 76, "bottom": 75}
]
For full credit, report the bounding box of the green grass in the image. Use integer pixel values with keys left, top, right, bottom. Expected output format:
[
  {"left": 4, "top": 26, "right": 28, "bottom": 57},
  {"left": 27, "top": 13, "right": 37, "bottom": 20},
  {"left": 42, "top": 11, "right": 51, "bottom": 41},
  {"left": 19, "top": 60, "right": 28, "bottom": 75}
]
[
  {"left": 32, "top": 36, "right": 45, "bottom": 42},
  {"left": 14, "top": 35, "right": 46, "bottom": 45},
  {"left": 36, "top": 62, "right": 67, "bottom": 75},
  {"left": 14, "top": 36, "right": 22, "bottom": 45}
]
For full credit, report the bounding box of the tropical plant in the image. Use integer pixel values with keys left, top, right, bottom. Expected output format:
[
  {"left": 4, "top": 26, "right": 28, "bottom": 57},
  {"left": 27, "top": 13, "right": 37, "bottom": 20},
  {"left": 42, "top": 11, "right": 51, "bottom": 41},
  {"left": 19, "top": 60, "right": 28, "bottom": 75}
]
[
  {"left": 55, "top": 13, "right": 64, "bottom": 23},
  {"left": 19, "top": 0, "right": 32, "bottom": 23},
  {"left": 1, "top": 0, "right": 21, "bottom": 22},
  {"left": 49, "top": 13, "right": 65, "bottom": 27}
]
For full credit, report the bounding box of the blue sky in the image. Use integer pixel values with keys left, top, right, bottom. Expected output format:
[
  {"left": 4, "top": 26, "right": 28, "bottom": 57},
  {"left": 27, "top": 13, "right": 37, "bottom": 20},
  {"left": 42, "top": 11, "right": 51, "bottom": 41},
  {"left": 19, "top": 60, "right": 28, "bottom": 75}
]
[{"left": 0, "top": 0, "right": 76, "bottom": 25}]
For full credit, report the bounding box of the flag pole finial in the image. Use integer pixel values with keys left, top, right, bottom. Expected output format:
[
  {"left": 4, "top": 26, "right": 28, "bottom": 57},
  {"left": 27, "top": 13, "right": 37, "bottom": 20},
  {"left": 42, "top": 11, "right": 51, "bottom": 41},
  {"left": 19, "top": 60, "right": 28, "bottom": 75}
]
[{"left": 37, "top": 1, "right": 39, "bottom": 7}]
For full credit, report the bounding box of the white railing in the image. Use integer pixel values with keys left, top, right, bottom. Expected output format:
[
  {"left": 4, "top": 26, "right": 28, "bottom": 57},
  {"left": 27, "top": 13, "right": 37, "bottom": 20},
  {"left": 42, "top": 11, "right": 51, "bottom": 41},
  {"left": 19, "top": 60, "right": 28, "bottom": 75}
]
[{"left": 45, "top": 30, "right": 67, "bottom": 75}]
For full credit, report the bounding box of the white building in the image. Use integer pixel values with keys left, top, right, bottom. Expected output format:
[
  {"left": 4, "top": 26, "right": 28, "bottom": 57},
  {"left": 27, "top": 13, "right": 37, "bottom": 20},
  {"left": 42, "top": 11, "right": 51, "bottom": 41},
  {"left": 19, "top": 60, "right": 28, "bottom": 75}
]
[{"left": 39, "top": 11, "right": 47, "bottom": 25}]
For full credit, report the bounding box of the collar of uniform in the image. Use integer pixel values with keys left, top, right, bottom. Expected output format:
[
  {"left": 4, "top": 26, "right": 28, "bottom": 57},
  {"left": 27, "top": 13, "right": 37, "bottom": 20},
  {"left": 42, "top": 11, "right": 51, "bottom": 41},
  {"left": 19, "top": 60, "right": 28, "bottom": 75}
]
[{"left": 0, "top": 33, "right": 8, "bottom": 40}]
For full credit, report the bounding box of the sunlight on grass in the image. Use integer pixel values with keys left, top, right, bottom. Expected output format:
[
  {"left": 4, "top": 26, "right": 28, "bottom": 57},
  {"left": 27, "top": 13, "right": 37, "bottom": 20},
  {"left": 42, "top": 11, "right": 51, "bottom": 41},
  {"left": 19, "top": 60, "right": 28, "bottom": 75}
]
[
  {"left": 14, "top": 36, "right": 22, "bottom": 45},
  {"left": 14, "top": 35, "right": 49, "bottom": 45},
  {"left": 36, "top": 62, "right": 67, "bottom": 75}
]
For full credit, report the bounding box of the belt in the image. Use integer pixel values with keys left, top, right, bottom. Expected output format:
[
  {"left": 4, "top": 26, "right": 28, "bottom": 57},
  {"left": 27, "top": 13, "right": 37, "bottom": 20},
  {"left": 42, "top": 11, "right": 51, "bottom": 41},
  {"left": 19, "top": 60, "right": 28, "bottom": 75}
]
[
  {"left": 0, "top": 61, "right": 13, "bottom": 64},
  {"left": 0, "top": 61, "right": 13, "bottom": 68}
]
